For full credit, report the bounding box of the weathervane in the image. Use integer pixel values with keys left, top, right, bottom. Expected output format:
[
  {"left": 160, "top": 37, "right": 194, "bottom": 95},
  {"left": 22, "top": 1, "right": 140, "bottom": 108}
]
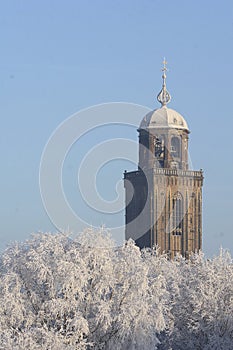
[{"left": 157, "top": 58, "right": 171, "bottom": 107}]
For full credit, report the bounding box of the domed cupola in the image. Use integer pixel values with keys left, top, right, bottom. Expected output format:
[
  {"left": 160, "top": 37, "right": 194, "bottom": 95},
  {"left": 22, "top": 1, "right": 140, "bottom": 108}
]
[
  {"left": 140, "top": 106, "right": 189, "bottom": 132},
  {"left": 138, "top": 59, "right": 190, "bottom": 170}
]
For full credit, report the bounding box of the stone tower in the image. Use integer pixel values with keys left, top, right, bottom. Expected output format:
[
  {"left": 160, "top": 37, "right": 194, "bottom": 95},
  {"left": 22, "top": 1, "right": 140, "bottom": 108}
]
[{"left": 124, "top": 61, "right": 203, "bottom": 258}]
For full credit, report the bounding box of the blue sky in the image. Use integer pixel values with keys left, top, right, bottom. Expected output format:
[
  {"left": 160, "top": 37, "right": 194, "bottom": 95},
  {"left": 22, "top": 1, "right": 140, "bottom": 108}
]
[{"left": 1, "top": 0, "right": 233, "bottom": 256}]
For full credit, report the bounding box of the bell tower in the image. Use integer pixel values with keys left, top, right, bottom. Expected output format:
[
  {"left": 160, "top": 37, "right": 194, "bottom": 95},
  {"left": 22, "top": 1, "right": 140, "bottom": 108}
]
[{"left": 124, "top": 60, "right": 203, "bottom": 258}]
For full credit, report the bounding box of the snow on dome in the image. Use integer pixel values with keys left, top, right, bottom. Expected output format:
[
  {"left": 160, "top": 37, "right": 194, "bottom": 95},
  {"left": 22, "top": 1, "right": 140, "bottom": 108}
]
[{"left": 139, "top": 105, "right": 189, "bottom": 132}]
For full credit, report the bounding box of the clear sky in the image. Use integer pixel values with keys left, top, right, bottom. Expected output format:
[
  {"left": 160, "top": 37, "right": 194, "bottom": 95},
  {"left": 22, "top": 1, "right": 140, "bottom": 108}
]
[{"left": 1, "top": 0, "right": 233, "bottom": 257}]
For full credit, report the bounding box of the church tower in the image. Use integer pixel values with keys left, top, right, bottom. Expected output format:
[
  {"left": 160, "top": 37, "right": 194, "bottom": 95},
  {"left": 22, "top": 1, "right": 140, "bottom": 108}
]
[{"left": 124, "top": 61, "right": 203, "bottom": 258}]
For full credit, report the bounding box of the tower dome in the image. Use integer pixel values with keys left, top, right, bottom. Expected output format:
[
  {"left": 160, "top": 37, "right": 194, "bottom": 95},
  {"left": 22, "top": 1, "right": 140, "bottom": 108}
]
[{"left": 139, "top": 106, "right": 189, "bottom": 132}]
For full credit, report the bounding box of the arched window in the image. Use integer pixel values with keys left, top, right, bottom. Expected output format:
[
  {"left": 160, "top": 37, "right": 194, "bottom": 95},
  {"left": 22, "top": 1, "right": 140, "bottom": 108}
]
[
  {"left": 154, "top": 135, "right": 165, "bottom": 168},
  {"left": 172, "top": 192, "right": 183, "bottom": 235},
  {"left": 154, "top": 135, "right": 165, "bottom": 158},
  {"left": 171, "top": 137, "right": 180, "bottom": 158}
]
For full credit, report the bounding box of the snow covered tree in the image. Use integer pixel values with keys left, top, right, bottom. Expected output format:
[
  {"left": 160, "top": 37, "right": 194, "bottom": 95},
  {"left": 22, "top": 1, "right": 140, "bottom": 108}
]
[
  {"left": 0, "top": 229, "right": 168, "bottom": 349},
  {"left": 163, "top": 250, "right": 233, "bottom": 350},
  {"left": 0, "top": 229, "right": 232, "bottom": 349}
]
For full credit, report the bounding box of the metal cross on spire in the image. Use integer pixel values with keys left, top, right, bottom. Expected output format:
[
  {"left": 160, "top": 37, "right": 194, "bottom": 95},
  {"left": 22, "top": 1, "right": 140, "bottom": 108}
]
[
  {"left": 157, "top": 58, "right": 171, "bottom": 107},
  {"left": 162, "top": 58, "right": 168, "bottom": 74}
]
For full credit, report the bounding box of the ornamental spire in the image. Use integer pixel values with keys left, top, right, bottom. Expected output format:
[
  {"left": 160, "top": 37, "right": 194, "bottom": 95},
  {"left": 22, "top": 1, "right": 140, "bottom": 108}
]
[{"left": 157, "top": 58, "right": 171, "bottom": 107}]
